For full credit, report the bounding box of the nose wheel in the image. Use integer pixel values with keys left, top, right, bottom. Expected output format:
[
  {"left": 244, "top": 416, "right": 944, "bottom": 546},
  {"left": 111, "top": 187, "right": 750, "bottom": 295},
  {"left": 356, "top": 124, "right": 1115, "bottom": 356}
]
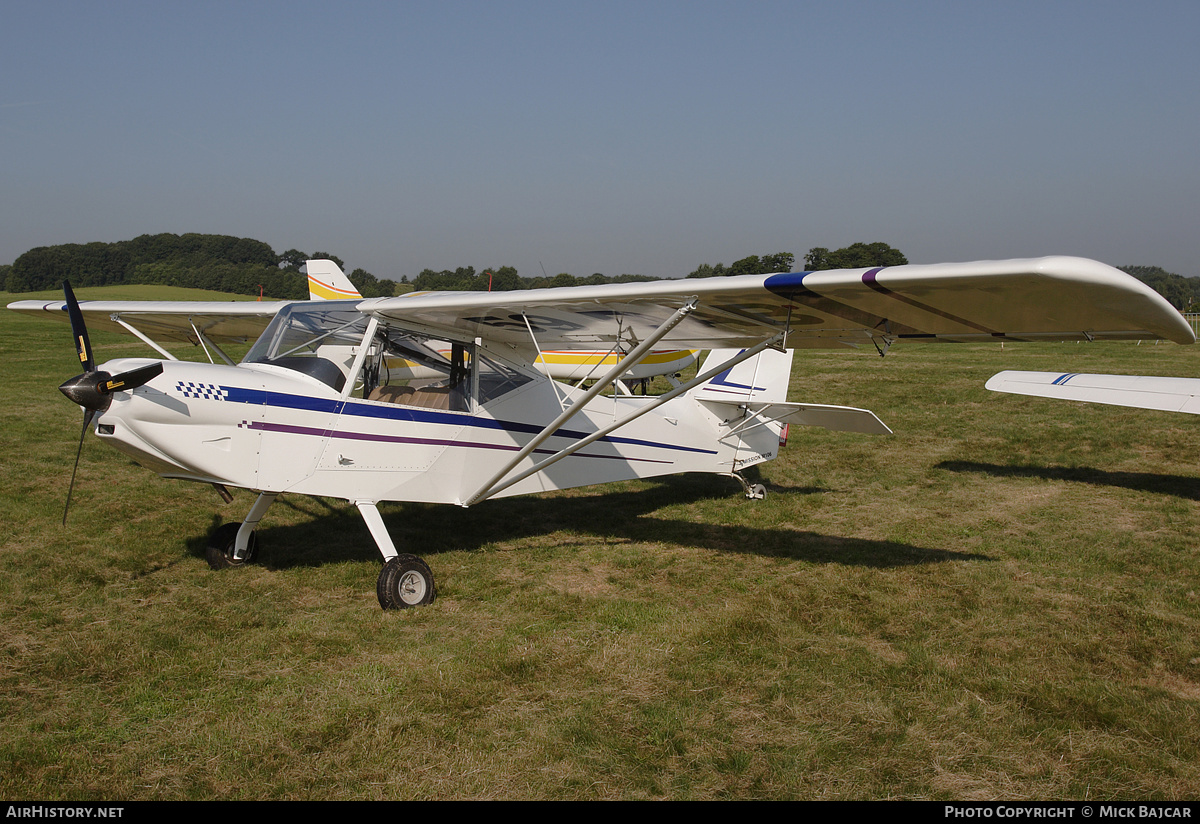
[
  {"left": 204, "top": 498, "right": 436, "bottom": 610},
  {"left": 377, "top": 554, "right": 436, "bottom": 609}
]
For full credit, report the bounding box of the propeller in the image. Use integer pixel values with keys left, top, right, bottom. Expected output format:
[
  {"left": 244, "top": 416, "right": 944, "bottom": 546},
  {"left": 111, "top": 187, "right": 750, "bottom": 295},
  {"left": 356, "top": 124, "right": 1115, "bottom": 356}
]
[{"left": 59, "top": 281, "right": 163, "bottom": 524}]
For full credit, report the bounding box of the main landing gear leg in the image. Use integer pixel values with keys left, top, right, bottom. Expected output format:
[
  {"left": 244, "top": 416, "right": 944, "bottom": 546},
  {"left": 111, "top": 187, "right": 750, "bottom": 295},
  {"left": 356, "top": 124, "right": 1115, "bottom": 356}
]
[
  {"left": 356, "top": 501, "right": 435, "bottom": 610},
  {"left": 720, "top": 472, "right": 767, "bottom": 501},
  {"left": 206, "top": 491, "right": 278, "bottom": 570}
]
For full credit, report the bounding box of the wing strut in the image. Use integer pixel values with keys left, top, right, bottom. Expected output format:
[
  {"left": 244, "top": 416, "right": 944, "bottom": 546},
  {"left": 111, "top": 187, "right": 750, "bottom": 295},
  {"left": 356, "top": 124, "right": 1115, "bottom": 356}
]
[
  {"left": 111, "top": 316, "right": 179, "bottom": 361},
  {"left": 190, "top": 321, "right": 237, "bottom": 366},
  {"left": 465, "top": 330, "right": 784, "bottom": 506},
  {"left": 463, "top": 299, "right": 699, "bottom": 506}
]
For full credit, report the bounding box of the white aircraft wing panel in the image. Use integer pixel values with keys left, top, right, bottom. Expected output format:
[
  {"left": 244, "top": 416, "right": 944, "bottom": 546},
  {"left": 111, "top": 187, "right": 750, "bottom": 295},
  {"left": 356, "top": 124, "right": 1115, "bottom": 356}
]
[
  {"left": 362, "top": 257, "right": 1195, "bottom": 349},
  {"left": 9, "top": 257, "right": 1193, "bottom": 350},
  {"left": 6, "top": 299, "right": 293, "bottom": 344},
  {"left": 986, "top": 371, "right": 1200, "bottom": 414}
]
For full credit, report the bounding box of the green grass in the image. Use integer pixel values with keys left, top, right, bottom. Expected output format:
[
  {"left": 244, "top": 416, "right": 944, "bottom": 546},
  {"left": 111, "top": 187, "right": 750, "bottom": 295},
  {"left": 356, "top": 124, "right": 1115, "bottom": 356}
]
[{"left": 2, "top": 287, "right": 1200, "bottom": 799}]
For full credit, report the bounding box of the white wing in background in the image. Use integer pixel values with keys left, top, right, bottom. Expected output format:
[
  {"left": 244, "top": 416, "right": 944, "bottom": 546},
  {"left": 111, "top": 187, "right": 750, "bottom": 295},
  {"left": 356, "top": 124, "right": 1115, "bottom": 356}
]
[{"left": 986, "top": 371, "right": 1200, "bottom": 414}]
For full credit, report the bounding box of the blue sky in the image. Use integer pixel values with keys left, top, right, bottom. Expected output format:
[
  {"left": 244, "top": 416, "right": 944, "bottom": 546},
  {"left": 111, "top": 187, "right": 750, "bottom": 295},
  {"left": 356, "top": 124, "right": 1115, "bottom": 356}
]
[{"left": 3, "top": 0, "right": 1197, "bottom": 281}]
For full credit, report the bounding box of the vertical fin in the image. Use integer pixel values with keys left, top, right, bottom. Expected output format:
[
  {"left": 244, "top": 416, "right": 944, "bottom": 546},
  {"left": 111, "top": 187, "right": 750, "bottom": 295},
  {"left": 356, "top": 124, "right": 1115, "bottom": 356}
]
[
  {"left": 691, "top": 348, "right": 794, "bottom": 404},
  {"left": 306, "top": 259, "right": 362, "bottom": 300}
]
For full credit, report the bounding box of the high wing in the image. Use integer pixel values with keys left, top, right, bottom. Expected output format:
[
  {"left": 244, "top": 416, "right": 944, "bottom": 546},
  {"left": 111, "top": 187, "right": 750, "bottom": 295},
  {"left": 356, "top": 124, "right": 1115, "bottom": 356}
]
[
  {"left": 5, "top": 297, "right": 291, "bottom": 345},
  {"left": 986, "top": 371, "right": 1200, "bottom": 414},
  {"left": 360, "top": 256, "right": 1195, "bottom": 350},
  {"left": 4, "top": 259, "right": 360, "bottom": 348},
  {"left": 9, "top": 256, "right": 1194, "bottom": 354}
]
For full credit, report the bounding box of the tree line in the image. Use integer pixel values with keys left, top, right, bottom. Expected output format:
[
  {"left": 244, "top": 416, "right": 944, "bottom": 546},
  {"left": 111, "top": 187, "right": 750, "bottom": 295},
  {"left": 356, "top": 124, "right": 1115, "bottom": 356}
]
[
  {"left": 408, "top": 266, "right": 660, "bottom": 292},
  {"left": 1117, "top": 266, "right": 1200, "bottom": 311},
  {"left": 5, "top": 234, "right": 307, "bottom": 298},
  {"left": 685, "top": 243, "right": 908, "bottom": 278},
  {"left": 1, "top": 233, "right": 667, "bottom": 298},
  {"left": 1, "top": 236, "right": 912, "bottom": 298}
]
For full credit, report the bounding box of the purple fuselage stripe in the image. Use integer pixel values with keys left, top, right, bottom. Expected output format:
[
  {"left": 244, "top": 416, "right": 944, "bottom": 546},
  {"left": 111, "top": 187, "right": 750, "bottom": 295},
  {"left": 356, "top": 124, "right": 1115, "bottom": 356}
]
[{"left": 244, "top": 421, "right": 673, "bottom": 464}]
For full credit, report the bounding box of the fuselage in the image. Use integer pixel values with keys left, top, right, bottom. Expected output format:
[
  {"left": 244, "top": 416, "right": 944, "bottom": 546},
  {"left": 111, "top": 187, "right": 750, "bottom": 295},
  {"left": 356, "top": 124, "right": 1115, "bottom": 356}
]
[{"left": 93, "top": 355, "right": 781, "bottom": 505}]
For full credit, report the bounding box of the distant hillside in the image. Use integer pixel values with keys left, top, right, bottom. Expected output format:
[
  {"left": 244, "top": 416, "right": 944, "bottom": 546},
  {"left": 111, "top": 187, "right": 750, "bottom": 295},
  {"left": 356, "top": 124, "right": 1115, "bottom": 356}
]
[
  {"left": 5, "top": 233, "right": 309, "bottom": 299},
  {"left": 1, "top": 283, "right": 266, "bottom": 302}
]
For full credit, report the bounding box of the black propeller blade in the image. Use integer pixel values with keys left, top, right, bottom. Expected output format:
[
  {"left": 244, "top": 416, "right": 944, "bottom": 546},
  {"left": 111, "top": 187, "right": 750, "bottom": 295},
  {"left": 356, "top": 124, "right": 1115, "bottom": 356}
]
[
  {"left": 64, "top": 281, "right": 94, "bottom": 373},
  {"left": 63, "top": 408, "right": 96, "bottom": 526},
  {"left": 58, "top": 281, "right": 163, "bottom": 524},
  {"left": 99, "top": 362, "right": 164, "bottom": 394}
]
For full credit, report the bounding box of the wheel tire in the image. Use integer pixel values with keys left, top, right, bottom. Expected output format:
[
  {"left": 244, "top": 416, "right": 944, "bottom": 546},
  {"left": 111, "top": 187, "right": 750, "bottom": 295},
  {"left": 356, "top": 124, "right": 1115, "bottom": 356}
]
[
  {"left": 205, "top": 522, "right": 257, "bottom": 570},
  {"left": 377, "top": 554, "right": 436, "bottom": 609},
  {"left": 748, "top": 483, "right": 767, "bottom": 500}
]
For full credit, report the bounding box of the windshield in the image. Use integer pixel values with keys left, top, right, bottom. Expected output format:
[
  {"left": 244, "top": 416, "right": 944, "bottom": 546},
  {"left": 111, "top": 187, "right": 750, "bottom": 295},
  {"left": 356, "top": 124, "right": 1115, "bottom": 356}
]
[
  {"left": 242, "top": 302, "right": 368, "bottom": 392},
  {"left": 244, "top": 302, "right": 367, "bottom": 365}
]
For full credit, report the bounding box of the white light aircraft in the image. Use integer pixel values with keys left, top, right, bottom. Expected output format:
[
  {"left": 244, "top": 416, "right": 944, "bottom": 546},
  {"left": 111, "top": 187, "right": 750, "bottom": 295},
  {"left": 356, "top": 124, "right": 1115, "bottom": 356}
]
[{"left": 10, "top": 256, "right": 1194, "bottom": 610}]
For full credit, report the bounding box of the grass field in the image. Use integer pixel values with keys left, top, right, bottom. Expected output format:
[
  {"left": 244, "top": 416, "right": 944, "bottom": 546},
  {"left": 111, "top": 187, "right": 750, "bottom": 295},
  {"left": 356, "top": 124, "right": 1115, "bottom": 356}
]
[{"left": 2, "top": 285, "right": 1199, "bottom": 800}]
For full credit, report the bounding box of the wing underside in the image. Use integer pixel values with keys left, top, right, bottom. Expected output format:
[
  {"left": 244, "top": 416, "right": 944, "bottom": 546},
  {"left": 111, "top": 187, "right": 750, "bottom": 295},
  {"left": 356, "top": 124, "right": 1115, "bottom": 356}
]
[
  {"left": 5, "top": 298, "right": 294, "bottom": 344},
  {"left": 361, "top": 257, "right": 1195, "bottom": 350}
]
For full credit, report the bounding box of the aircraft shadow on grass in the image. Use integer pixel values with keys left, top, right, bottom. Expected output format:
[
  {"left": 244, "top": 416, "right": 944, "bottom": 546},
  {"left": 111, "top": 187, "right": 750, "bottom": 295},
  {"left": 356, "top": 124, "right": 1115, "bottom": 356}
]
[
  {"left": 937, "top": 460, "right": 1200, "bottom": 501},
  {"left": 185, "top": 472, "right": 990, "bottom": 573}
]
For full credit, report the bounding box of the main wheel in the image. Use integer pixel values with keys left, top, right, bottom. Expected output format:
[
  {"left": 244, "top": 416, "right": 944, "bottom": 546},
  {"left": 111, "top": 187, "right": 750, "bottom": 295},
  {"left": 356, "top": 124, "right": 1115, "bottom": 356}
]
[
  {"left": 205, "top": 522, "right": 257, "bottom": 570},
  {"left": 377, "top": 554, "right": 436, "bottom": 609}
]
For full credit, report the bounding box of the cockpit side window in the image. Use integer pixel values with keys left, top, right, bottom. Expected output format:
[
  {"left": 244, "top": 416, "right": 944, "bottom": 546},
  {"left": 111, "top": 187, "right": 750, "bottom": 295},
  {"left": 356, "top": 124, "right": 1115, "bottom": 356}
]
[
  {"left": 365, "top": 332, "right": 472, "bottom": 412},
  {"left": 364, "top": 329, "right": 537, "bottom": 412},
  {"left": 244, "top": 306, "right": 538, "bottom": 409}
]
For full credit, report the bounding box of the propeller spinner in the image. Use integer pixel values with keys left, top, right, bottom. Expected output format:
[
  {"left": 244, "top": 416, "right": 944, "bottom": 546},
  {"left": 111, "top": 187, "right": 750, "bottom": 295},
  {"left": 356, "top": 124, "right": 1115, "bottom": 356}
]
[{"left": 59, "top": 281, "right": 163, "bottom": 523}]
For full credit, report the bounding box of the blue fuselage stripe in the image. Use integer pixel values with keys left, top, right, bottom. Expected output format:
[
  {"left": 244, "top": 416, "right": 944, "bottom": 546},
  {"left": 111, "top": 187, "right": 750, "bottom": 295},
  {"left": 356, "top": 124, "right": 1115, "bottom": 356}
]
[{"left": 220, "top": 386, "right": 716, "bottom": 456}]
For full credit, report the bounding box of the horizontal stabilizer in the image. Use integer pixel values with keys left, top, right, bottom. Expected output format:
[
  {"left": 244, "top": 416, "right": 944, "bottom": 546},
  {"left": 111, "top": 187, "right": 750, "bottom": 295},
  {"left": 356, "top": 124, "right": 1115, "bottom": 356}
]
[
  {"left": 986, "top": 371, "right": 1200, "bottom": 414},
  {"left": 704, "top": 400, "right": 892, "bottom": 435}
]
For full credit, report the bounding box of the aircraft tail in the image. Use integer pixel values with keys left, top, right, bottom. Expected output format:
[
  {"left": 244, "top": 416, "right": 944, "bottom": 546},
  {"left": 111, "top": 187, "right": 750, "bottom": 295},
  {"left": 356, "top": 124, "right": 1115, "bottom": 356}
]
[
  {"left": 692, "top": 347, "right": 794, "bottom": 404},
  {"left": 691, "top": 348, "right": 890, "bottom": 464},
  {"left": 307, "top": 259, "right": 362, "bottom": 300}
]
